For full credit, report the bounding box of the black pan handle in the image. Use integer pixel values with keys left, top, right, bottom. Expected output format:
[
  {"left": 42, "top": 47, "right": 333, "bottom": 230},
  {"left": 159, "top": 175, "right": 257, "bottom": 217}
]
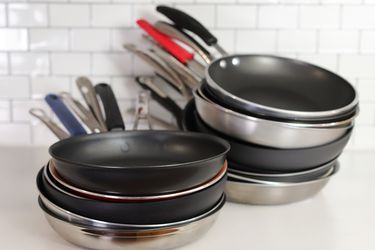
[
  {"left": 156, "top": 5, "right": 217, "bottom": 46},
  {"left": 94, "top": 83, "right": 125, "bottom": 131},
  {"left": 135, "top": 76, "right": 183, "bottom": 128}
]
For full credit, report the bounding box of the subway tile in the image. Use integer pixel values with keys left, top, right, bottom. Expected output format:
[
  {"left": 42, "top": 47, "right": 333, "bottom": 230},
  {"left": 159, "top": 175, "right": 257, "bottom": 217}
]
[
  {"left": 174, "top": 4, "right": 215, "bottom": 28},
  {"left": 217, "top": 5, "right": 256, "bottom": 28},
  {"left": 258, "top": 6, "right": 298, "bottom": 29},
  {"left": 30, "top": 29, "right": 69, "bottom": 51},
  {"left": 133, "top": 4, "right": 160, "bottom": 26},
  {"left": 339, "top": 55, "right": 375, "bottom": 78},
  {"left": 357, "top": 103, "right": 375, "bottom": 125},
  {"left": 10, "top": 53, "right": 49, "bottom": 75},
  {"left": 300, "top": 6, "right": 340, "bottom": 29},
  {"left": 31, "top": 121, "right": 60, "bottom": 146},
  {"left": 92, "top": 4, "right": 132, "bottom": 27},
  {"left": 49, "top": 4, "right": 89, "bottom": 27},
  {"left": 71, "top": 29, "right": 110, "bottom": 51},
  {"left": 0, "top": 123, "right": 31, "bottom": 145},
  {"left": 0, "top": 4, "right": 5, "bottom": 27},
  {"left": 0, "top": 76, "right": 29, "bottom": 99},
  {"left": 297, "top": 54, "right": 338, "bottom": 73},
  {"left": 31, "top": 76, "right": 70, "bottom": 99},
  {"left": 0, "top": 29, "right": 28, "bottom": 51},
  {"left": 112, "top": 29, "right": 147, "bottom": 51},
  {"left": 278, "top": 30, "right": 316, "bottom": 53},
  {"left": 111, "top": 77, "right": 142, "bottom": 99},
  {"left": 354, "top": 127, "right": 375, "bottom": 149},
  {"left": 13, "top": 100, "right": 50, "bottom": 122},
  {"left": 92, "top": 53, "right": 132, "bottom": 76},
  {"left": 8, "top": 4, "right": 48, "bottom": 27},
  {"left": 361, "top": 31, "right": 375, "bottom": 53},
  {"left": 51, "top": 53, "right": 90, "bottom": 75},
  {"left": 211, "top": 30, "right": 235, "bottom": 54},
  {"left": 0, "top": 53, "right": 7, "bottom": 74},
  {"left": 236, "top": 30, "right": 276, "bottom": 53},
  {"left": 319, "top": 31, "right": 359, "bottom": 54},
  {"left": 342, "top": 6, "right": 375, "bottom": 29},
  {"left": 357, "top": 79, "right": 375, "bottom": 102},
  {"left": 0, "top": 101, "right": 10, "bottom": 121}
]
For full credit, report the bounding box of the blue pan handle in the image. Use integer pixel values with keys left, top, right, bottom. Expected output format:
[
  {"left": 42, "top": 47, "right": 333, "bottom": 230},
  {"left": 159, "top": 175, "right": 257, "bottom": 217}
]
[{"left": 45, "top": 94, "right": 87, "bottom": 136}]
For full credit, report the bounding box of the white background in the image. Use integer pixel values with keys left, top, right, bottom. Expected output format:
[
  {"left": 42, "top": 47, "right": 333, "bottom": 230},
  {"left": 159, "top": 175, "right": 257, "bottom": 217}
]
[{"left": 0, "top": 0, "right": 374, "bottom": 149}]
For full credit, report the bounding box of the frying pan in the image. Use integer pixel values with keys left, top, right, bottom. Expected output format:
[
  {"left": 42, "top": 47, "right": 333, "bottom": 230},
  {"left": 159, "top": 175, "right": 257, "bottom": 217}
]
[
  {"left": 49, "top": 130, "right": 229, "bottom": 195},
  {"left": 183, "top": 100, "right": 352, "bottom": 172},
  {"left": 205, "top": 55, "right": 358, "bottom": 121},
  {"left": 195, "top": 83, "right": 355, "bottom": 149},
  {"left": 47, "top": 160, "right": 227, "bottom": 202},
  {"left": 225, "top": 163, "right": 338, "bottom": 205},
  {"left": 38, "top": 195, "right": 225, "bottom": 250},
  {"left": 227, "top": 159, "right": 335, "bottom": 183},
  {"left": 37, "top": 166, "right": 226, "bottom": 224}
]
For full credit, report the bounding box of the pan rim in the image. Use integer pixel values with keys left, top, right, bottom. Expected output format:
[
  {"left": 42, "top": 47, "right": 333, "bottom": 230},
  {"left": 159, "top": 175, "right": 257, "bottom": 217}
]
[
  {"left": 205, "top": 54, "right": 358, "bottom": 120},
  {"left": 38, "top": 194, "right": 226, "bottom": 229},
  {"left": 46, "top": 161, "right": 228, "bottom": 201},
  {"left": 194, "top": 88, "right": 356, "bottom": 130},
  {"left": 49, "top": 130, "right": 230, "bottom": 170}
]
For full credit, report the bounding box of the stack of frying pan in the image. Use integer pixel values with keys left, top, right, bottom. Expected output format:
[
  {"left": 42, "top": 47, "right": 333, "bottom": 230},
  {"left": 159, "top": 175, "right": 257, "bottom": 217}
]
[
  {"left": 131, "top": 6, "right": 359, "bottom": 205},
  {"left": 31, "top": 77, "right": 230, "bottom": 250}
]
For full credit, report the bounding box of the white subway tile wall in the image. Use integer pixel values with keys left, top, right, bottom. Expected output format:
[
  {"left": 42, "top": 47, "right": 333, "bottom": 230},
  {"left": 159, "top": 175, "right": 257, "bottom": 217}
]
[{"left": 0, "top": 0, "right": 372, "bottom": 149}]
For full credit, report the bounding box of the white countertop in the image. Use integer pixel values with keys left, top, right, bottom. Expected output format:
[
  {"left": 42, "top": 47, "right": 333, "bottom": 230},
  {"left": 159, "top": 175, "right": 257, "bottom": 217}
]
[{"left": 1, "top": 147, "right": 375, "bottom": 250}]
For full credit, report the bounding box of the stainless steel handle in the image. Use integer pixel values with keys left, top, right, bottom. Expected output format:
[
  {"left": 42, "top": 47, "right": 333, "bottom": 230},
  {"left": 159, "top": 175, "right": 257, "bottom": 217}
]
[
  {"left": 149, "top": 46, "right": 200, "bottom": 88},
  {"left": 59, "top": 92, "right": 103, "bottom": 133},
  {"left": 154, "top": 21, "right": 212, "bottom": 64},
  {"left": 29, "top": 108, "right": 69, "bottom": 140},
  {"left": 75, "top": 76, "right": 107, "bottom": 131},
  {"left": 124, "top": 44, "right": 189, "bottom": 98}
]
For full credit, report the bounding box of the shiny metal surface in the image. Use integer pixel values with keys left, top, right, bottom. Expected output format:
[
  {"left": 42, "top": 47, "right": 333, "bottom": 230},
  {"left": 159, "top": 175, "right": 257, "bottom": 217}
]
[
  {"left": 194, "top": 88, "right": 354, "bottom": 149},
  {"left": 225, "top": 164, "right": 338, "bottom": 205},
  {"left": 205, "top": 55, "right": 358, "bottom": 121},
  {"left": 29, "top": 108, "right": 69, "bottom": 139},
  {"left": 39, "top": 194, "right": 225, "bottom": 230},
  {"left": 39, "top": 195, "right": 224, "bottom": 250},
  {"left": 75, "top": 77, "right": 107, "bottom": 132}
]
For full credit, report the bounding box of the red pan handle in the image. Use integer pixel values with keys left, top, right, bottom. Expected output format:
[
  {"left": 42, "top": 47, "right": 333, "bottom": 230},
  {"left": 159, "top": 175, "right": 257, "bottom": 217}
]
[{"left": 136, "top": 19, "right": 193, "bottom": 64}]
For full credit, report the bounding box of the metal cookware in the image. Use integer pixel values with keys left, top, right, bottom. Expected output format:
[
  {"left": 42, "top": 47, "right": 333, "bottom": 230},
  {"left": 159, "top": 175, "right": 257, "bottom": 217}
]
[
  {"left": 29, "top": 108, "right": 69, "bottom": 140},
  {"left": 205, "top": 55, "right": 358, "bottom": 121},
  {"left": 38, "top": 194, "right": 225, "bottom": 250},
  {"left": 137, "top": 19, "right": 205, "bottom": 78},
  {"left": 227, "top": 159, "right": 335, "bottom": 183},
  {"left": 37, "top": 165, "right": 226, "bottom": 224},
  {"left": 154, "top": 21, "right": 213, "bottom": 64},
  {"left": 195, "top": 83, "right": 354, "bottom": 149},
  {"left": 225, "top": 163, "right": 339, "bottom": 205},
  {"left": 49, "top": 130, "right": 229, "bottom": 195},
  {"left": 76, "top": 77, "right": 107, "bottom": 131},
  {"left": 47, "top": 160, "right": 227, "bottom": 202},
  {"left": 45, "top": 94, "right": 87, "bottom": 136},
  {"left": 183, "top": 99, "right": 352, "bottom": 172},
  {"left": 156, "top": 5, "right": 228, "bottom": 56}
]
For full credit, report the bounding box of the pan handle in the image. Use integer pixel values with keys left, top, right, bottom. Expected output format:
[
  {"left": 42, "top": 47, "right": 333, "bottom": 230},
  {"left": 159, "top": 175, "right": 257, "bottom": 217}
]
[
  {"left": 29, "top": 108, "right": 69, "bottom": 140},
  {"left": 45, "top": 94, "right": 87, "bottom": 136},
  {"left": 76, "top": 76, "right": 107, "bottom": 131},
  {"left": 136, "top": 19, "right": 194, "bottom": 65},
  {"left": 156, "top": 5, "right": 217, "bottom": 46},
  {"left": 135, "top": 76, "right": 183, "bottom": 128},
  {"left": 154, "top": 21, "right": 212, "bottom": 64},
  {"left": 94, "top": 83, "right": 125, "bottom": 131}
]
